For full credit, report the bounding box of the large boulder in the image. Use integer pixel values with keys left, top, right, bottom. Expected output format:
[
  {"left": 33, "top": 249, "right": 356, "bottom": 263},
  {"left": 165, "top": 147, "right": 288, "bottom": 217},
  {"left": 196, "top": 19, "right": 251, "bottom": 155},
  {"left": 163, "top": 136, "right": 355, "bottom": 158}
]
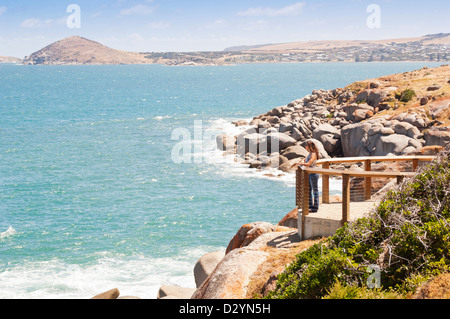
[
  {"left": 341, "top": 122, "right": 372, "bottom": 157},
  {"left": 281, "top": 144, "right": 309, "bottom": 160},
  {"left": 373, "top": 134, "right": 413, "bottom": 156},
  {"left": 392, "top": 121, "right": 421, "bottom": 139},
  {"left": 193, "top": 251, "right": 225, "bottom": 288},
  {"left": 157, "top": 285, "right": 196, "bottom": 299},
  {"left": 424, "top": 128, "right": 450, "bottom": 147},
  {"left": 91, "top": 288, "right": 120, "bottom": 299},
  {"left": 191, "top": 247, "right": 270, "bottom": 299},
  {"left": 277, "top": 207, "right": 298, "bottom": 228},
  {"left": 341, "top": 121, "right": 422, "bottom": 157},
  {"left": 356, "top": 87, "right": 397, "bottom": 108},
  {"left": 312, "top": 124, "right": 342, "bottom": 156},
  {"left": 192, "top": 229, "right": 298, "bottom": 299},
  {"left": 342, "top": 103, "right": 373, "bottom": 122},
  {"left": 393, "top": 112, "right": 429, "bottom": 129},
  {"left": 293, "top": 121, "right": 313, "bottom": 139},
  {"left": 312, "top": 123, "right": 340, "bottom": 140},
  {"left": 216, "top": 134, "right": 235, "bottom": 151},
  {"left": 429, "top": 99, "right": 450, "bottom": 119},
  {"left": 299, "top": 139, "right": 330, "bottom": 159},
  {"left": 289, "top": 127, "right": 304, "bottom": 141},
  {"left": 225, "top": 222, "right": 278, "bottom": 254},
  {"left": 278, "top": 157, "right": 304, "bottom": 173},
  {"left": 260, "top": 132, "right": 297, "bottom": 154},
  {"left": 236, "top": 133, "right": 263, "bottom": 156}
]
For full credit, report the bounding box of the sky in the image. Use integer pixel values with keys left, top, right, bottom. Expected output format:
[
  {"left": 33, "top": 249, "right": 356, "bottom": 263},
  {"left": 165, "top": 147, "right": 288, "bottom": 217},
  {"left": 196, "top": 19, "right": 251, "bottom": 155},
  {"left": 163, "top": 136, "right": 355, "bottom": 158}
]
[{"left": 0, "top": 0, "right": 449, "bottom": 58}]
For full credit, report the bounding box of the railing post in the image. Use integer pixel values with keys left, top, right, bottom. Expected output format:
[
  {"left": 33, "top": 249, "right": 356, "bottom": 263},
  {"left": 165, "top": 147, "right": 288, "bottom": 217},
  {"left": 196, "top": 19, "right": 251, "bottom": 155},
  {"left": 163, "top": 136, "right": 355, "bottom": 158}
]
[
  {"left": 302, "top": 169, "right": 310, "bottom": 217},
  {"left": 412, "top": 159, "right": 419, "bottom": 172},
  {"left": 342, "top": 174, "right": 350, "bottom": 226},
  {"left": 296, "top": 166, "right": 302, "bottom": 208},
  {"left": 297, "top": 167, "right": 310, "bottom": 240},
  {"left": 322, "top": 162, "right": 330, "bottom": 204},
  {"left": 364, "top": 159, "right": 372, "bottom": 201}
]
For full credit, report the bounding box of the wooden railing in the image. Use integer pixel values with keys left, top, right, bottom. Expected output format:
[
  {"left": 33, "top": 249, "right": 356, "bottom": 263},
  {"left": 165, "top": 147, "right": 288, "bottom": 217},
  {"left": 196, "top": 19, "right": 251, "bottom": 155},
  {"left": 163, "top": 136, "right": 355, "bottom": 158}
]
[{"left": 296, "top": 156, "right": 435, "bottom": 239}]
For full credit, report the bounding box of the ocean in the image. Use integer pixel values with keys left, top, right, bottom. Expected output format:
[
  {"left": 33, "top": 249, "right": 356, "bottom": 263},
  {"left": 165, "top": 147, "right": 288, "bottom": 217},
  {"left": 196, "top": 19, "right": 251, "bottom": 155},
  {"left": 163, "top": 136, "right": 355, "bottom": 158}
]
[{"left": 0, "top": 62, "right": 442, "bottom": 299}]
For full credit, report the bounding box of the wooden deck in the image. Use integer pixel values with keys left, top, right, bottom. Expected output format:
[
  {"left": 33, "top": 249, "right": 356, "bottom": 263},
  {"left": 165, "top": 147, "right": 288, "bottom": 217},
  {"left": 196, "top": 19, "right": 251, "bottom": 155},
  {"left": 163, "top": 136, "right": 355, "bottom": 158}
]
[{"left": 296, "top": 155, "right": 435, "bottom": 239}]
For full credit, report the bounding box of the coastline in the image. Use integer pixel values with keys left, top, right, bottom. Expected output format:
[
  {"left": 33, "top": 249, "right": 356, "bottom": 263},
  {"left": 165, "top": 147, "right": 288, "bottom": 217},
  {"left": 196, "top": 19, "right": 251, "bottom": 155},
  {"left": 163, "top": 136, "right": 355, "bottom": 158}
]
[
  {"left": 2, "top": 59, "right": 448, "bottom": 67},
  {"left": 2, "top": 62, "right": 449, "bottom": 299},
  {"left": 160, "top": 64, "right": 450, "bottom": 300}
]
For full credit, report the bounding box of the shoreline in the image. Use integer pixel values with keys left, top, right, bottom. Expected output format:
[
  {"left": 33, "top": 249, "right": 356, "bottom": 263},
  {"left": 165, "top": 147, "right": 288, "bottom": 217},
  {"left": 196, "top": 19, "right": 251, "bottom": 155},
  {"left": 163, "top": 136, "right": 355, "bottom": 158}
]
[{"left": 1, "top": 60, "right": 447, "bottom": 66}]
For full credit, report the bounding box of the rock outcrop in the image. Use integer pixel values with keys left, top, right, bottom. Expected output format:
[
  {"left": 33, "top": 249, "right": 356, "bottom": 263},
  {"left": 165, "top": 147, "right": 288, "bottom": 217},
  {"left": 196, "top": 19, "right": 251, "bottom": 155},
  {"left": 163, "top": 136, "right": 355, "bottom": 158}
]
[
  {"left": 193, "top": 251, "right": 226, "bottom": 288},
  {"left": 91, "top": 288, "right": 140, "bottom": 299},
  {"left": 191, "top": 226, "right": 316, "bottom": 299},
  {"left": 218, "top": 65, "right": 450, "bottom": 173}
]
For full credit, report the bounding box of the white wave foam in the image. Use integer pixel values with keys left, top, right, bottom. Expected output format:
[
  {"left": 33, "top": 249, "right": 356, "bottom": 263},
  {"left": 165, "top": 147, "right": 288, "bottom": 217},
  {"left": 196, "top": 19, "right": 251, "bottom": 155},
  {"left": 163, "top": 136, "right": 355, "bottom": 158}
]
[
  {"left": 191, "top": 118, "right": 297, "bottom": 187},
  {"left": 0, "top": 245, "right": 222, "bottom": 299},
  {"left": 196, "top": 118, "right": 343, "bottom": 191},
  {"left": 153, "top": 115, "right": 172, "bottom": 121},
  {"left": 0, "top": 226, "right": 16, "bottom": 240}
]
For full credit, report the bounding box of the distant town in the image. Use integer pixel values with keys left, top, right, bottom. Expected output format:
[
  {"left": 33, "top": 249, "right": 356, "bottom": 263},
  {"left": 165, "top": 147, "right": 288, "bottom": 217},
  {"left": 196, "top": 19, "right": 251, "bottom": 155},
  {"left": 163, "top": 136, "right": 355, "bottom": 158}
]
[
  {"left": 2, "top": 33, "right": 449, "bottom": 66},
  {"left": 143, "top": 34, "right": 450, "bottom": 65}
]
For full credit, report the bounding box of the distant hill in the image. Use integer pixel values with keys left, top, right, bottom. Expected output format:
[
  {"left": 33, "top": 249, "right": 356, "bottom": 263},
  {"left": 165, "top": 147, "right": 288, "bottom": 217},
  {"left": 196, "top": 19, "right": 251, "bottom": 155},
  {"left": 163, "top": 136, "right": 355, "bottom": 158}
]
[
  {"left": 22, "top": 36, "right": 151, "bottom": 65},
  {"left": 231, "top": 33, "right": 450, "bottom": 53},
  {"left": 224, "top": 43, "right": 274, "bottom": 52},
  {"left": 0, "top": 56, "right": 22, "bottom": 64}
]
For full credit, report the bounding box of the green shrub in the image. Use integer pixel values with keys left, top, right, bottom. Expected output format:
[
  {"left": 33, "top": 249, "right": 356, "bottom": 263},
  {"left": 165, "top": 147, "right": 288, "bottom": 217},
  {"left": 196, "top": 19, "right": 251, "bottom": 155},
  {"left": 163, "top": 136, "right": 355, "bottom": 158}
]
[
  {"left": 399, "top": 89, "right": 416, "bottom": 102},
  {"left": 323, "top": 281, "right": 403, "bottom": 299}
]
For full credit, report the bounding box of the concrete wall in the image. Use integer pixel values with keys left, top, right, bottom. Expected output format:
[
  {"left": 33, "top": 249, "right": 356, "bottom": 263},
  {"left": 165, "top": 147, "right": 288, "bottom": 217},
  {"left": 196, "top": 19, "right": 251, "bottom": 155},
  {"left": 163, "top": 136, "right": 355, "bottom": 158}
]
[{"left": 298, "top": 215, "right": 343, "bottom": 239}]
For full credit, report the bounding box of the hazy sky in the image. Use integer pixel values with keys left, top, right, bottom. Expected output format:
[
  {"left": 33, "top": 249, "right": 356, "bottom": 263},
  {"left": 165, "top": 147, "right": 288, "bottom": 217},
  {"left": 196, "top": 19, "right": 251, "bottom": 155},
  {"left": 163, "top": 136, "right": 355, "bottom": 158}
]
[{"left": 0, "top": 0, "right": 449, "bottom": 57}]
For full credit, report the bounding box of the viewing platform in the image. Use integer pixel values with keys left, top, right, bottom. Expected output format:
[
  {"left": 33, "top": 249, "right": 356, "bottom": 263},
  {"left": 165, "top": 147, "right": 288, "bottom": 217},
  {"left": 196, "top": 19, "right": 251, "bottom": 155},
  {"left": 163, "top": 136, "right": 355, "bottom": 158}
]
[{"left": 296, "top": 155, "right": 435, "bottom": 240}]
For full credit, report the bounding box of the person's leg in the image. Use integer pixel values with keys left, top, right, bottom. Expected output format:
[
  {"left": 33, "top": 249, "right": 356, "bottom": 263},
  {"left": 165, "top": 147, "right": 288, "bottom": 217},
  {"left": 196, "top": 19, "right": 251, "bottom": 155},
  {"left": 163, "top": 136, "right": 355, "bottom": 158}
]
[
  {"left": 310, "top": 174, "right": 319, "bottom": 212},
  {"left": 308, "top": 177, "right": 313, "bottom": 210}
]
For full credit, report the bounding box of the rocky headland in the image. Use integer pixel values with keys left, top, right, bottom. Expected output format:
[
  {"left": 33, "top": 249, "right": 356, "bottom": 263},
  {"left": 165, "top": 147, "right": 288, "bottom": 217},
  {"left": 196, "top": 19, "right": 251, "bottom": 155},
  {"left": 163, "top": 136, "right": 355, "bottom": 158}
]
[
  {"left": 217, "top": 65, "right": 450, "bottom": 175},
  {"left": 0, "top": 56, "right": 22, "bottom": 64}
]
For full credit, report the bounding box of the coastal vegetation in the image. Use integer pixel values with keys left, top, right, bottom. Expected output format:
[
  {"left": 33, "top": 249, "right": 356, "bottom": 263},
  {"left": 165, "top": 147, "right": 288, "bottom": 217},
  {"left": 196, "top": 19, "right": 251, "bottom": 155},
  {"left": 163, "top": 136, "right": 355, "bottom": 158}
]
[{"left": 266, "top": 148, "right": 450, "bottom": 299}]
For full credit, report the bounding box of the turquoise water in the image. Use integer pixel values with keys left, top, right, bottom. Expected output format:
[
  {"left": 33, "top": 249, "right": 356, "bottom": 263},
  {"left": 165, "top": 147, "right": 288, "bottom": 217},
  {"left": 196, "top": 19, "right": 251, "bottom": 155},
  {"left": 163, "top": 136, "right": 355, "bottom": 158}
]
[{"left": 0, "top": 62, "right": 442, "bottom": 298}]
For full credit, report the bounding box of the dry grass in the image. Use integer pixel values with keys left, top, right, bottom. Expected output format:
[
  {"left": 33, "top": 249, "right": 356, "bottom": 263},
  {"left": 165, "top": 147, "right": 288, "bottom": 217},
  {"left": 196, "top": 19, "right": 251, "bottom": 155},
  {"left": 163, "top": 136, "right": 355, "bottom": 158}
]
[
  {"left": 350, "top": 65, "right": 450, "bottom": 125},
  {"left": 413, "top": 273, "right": 450, "bottom": 299}
]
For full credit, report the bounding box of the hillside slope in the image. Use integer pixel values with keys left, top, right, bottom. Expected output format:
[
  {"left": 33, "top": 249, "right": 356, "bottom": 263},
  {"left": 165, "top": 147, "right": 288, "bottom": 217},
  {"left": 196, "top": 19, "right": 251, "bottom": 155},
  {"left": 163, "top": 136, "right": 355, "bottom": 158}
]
[
  {"left": 22, "top": 36, "right": 151, "bottom": 65},
  {"left": 0, "top": 56, "right": 22, "bottom": 64},
  {"left": 240, "top": 33, "right": 450, "bottom": 53}
]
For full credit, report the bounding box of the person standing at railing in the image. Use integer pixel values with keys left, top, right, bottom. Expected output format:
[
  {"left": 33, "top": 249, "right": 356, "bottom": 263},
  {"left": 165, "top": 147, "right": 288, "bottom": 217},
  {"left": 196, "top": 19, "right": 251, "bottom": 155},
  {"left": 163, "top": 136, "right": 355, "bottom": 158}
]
[{"left": 299, "top": 140, "right": 321, "bottom": 213}]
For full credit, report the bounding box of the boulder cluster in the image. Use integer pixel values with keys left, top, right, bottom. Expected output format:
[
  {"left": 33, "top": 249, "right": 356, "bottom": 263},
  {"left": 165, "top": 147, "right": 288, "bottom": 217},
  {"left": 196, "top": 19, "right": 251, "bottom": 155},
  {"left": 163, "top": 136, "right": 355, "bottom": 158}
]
[{"left": 217, "top": 80, "right": 450, "bottom": 174}]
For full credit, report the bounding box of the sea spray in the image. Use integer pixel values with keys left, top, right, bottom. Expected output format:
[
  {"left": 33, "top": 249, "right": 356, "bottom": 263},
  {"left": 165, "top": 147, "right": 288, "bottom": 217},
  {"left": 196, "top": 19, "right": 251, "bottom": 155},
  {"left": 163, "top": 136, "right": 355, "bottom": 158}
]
[{"left": 0, "top": 226, "right": 16, "bottom": 240}]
